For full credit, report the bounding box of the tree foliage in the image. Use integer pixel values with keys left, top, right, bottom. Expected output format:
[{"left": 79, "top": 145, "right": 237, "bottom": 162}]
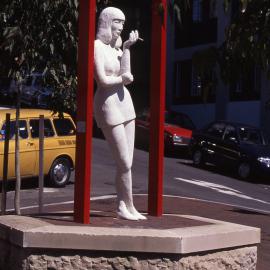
[
  {"left": 222, "top": 0, "right": 270, "bottom": 82},
  {"left": 0, "top": 0, "right": 79, "bottom": 113},
  {"left": 1, "top": 0, "right": 270, "bottom": 111},
  {"left": 0, "top": 0, "right": 109, "bottom": 114}
]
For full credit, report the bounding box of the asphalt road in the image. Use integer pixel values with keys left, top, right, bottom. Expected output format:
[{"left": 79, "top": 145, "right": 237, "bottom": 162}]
[
  {"left": 2, "top": 137, "right": 270, "bottom": 269},
  {"left": 3, "top": 136, "right": 270, "bottom": 214},
  {"left": 91, "top": 137, "right": 270, "bottom": 214}
]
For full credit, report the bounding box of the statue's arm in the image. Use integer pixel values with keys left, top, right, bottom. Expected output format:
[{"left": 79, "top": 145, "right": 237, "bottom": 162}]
[
  {"left": 120, "top": 30, "right": 139, "bottom": 75},
  {"left": 120, "top": 47, "right": 131, "bottom": 75},
  {"left": 94, "top": 42, "right": 123, "bottom": 88}
]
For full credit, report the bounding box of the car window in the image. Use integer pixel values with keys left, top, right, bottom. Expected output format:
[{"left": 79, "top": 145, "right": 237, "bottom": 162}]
[
  {"left": 53, "top": 118, "right": 75, "bottom": 136},
  {"left": 223, "top": 125, "right": 238, "bottom": 142},
  {"left": 29, "top": 119, "right": 55, "bottom": 138},
  {"left": 0, "top": 120, "right": 28, "bottom": 140},
  {"left": 206, "top": 123, "right": 226, "bottom": 138},
  {"left": 239, "top": 127, "right": 263, "bottom": 144}
]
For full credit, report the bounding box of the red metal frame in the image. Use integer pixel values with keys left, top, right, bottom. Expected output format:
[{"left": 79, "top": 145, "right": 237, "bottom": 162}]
[
  {"left": 74, "top": 0, "right": 167, "bottom": 223},
  {"left": 148, "top": 0, "right": 167, "bottom": 216},
  {"left": 74, "top": 0, "right": 96, "bottom": 224}
]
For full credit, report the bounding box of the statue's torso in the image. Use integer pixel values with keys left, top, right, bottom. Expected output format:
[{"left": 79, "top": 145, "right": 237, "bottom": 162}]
[{"left": 94, "top": 40, "right": 136, "bottom": 128}]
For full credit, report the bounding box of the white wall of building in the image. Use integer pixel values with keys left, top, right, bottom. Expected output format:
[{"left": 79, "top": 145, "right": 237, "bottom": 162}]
[
  {"left": 171, "top": 103, "right": 215, "bottom": 129},
  {"left": 172, "top": 101, "right": 261, "bottom": 129},
  {"left": 227, "top": 101, "right": 261, "bottom": 127}
]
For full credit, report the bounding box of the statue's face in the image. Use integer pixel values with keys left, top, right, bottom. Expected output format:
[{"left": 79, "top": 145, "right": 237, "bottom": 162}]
[
  {"left": 111, "top": 18, "right": 125, "bottom": 40},
  {"left": 97, "top": 7, "right": 125, "bottom": 45}
]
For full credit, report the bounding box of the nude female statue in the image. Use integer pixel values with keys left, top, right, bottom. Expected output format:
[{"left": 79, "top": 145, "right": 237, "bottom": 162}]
[{"left": 94, "top": 7, "right": 146, "bottom": 220}]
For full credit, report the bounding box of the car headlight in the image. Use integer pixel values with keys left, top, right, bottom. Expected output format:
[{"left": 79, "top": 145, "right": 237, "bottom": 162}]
[
  {"left": 257, "top": 157, "right": 270, "bottom": 168},
  {"left": 173, "top": 134, "right": 183, "bottom": 143}
]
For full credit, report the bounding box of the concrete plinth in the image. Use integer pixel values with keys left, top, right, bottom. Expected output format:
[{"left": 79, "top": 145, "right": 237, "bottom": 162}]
[{"left": 0, "top": 214, "right": 260, "bottom": 270}]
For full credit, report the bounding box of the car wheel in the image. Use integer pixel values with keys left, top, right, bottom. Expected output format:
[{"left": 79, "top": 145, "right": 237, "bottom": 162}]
[
  {"left": 193, "top": 149, "right": 204, "bottom": 166},
  {"left": 237, "top": 162, "right": 251, "bottom": 179},
  {"left": 49, "top": 157, "right": 71, "bottom": 187}
]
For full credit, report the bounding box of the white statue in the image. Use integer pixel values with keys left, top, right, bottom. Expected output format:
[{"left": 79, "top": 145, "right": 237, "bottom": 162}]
[{"left": 94, "top": 7, "right": 146, "bottom": 221}]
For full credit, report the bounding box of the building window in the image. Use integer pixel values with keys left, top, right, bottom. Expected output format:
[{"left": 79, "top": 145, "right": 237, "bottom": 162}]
[
  {"left": 230, "top": 66, "right": 261, "bottom": 101},
  {"left": 174, "top": 0, "right": 217, "bottom": 48},
  {"left": 173, "top": 60, "right": 215, "bottom": 104},
  {"left": 193, "top": 0, "right": 215, "bottom": 22},
  {"left": 191, "top": 69, "right": 202, "bottom": 96},
  {"left": 192, "top": 0, "right": 202, "bottom": 22},
  {"left": 173, "top": 60, "right": 192, "bottom": 101}
]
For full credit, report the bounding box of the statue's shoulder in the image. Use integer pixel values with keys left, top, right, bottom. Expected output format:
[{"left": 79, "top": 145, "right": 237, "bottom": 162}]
[
  {"left": 94, "top": 39, "right": 106, "bottom": 56},
  {"left": 95, "top": 39, "right": 104, "bottom": 48}
]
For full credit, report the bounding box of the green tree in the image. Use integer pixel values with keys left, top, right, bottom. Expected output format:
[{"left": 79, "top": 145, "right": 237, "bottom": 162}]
[
  {"left": 221, "top": 0, "right": 270, "bottom": 83},
  {"left": 0, "top": 0, "right": 79, "bottom": 114}
]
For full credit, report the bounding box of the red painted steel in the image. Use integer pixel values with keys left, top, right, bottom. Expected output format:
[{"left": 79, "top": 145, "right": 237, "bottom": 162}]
[
  {"left": 74, "top": 0, "right": 96, "bottom": 224},
  {"left": 148, "top": 0, "right": 167, "bottom": 216}
]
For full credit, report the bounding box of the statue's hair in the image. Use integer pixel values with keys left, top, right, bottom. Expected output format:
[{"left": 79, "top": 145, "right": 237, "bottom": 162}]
[{"left": 96, "top": 7, "right": 125, "bottom": 48}]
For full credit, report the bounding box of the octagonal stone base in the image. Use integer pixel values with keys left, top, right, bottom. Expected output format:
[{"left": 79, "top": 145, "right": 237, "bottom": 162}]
[{"left": 0, "top": 214, "right": 260, "bottom": 270}]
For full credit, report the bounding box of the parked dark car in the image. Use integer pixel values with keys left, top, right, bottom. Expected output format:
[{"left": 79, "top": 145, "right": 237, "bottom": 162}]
[
  {"left": 189, "top": 121, "right": 270, "bottom": 179},
  {"left": 135, "top": 111, "right": 196, "bottom": 155}
]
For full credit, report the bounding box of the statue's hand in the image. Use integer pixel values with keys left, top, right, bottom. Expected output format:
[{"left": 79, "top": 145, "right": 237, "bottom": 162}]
[
  {"left": 121, "top": 72, "right": 134, "bottom": 85},
  {"left": 123, "top": 30, "right": 139, "bottom": 49}
]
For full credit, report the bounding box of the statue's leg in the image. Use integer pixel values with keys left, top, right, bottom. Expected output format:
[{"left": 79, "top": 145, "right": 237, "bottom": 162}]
[
  {"left": 123, "top": 120, "right": 147, "bottom": 220},
  {"left": 102, "top": 123, "right": 138, "bottom": 221}
]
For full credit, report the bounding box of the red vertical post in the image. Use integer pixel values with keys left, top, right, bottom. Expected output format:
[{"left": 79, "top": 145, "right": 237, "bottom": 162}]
[
  {"left": 74, "top": 0, "right": 96, "bottom": 224},
  {"left": 148, "top": 0, "right": 167, "bottom": 216}
]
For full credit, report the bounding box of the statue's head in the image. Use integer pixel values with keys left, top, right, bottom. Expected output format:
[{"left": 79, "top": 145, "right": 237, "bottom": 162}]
[{"left": 96, "top": 7, "right": 125, "bottom": 48}]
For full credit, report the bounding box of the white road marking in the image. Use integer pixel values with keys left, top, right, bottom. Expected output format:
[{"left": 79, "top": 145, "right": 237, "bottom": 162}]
[
  {"left": 175, "top": 177, "right": 270, "bottom": 205},
  {"left": 43, "top": 188, "right": 59, "bottom": 193},
  {"left": 5, "top": 195, "right": 117, "bottom": 212},
  {"left": 163, "top": 194, "right": 270, "bottom": 215},
  {"left": 90, "top": 195, "right": 117, "bottom": 201}
]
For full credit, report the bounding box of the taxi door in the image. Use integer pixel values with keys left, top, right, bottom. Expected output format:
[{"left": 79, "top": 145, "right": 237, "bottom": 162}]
[
  {"left": 0, "top": 119, "right": 36, "bottom": 179},
  {"left": 29, "top": 117, "right": 60, "bottom": 175}
]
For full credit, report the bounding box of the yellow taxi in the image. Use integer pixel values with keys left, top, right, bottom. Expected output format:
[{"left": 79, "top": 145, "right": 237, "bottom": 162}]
[{"left": 0, "top": 108, "right": 76, "bottom": 187}]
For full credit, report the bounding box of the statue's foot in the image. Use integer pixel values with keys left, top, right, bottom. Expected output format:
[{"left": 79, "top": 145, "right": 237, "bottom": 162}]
[
  {"left": 117, "top": 201, "right": 138, "bottom": 221},
  {"left": 129, "top": 207, "right": 147, "bottom": 220}
]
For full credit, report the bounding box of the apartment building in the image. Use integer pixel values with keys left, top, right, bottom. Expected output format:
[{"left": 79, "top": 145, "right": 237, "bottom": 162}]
[{"left": 166, "top": 0, "right": 270, "bottom": 136}]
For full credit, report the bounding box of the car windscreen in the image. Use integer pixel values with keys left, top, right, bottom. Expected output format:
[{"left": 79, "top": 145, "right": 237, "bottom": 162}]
[
  {"left": 53, "top": 118, "right": 76, "bottom": 136},
  {"left": 238, "top": 127, "right": 264, "bottom": 145}
]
